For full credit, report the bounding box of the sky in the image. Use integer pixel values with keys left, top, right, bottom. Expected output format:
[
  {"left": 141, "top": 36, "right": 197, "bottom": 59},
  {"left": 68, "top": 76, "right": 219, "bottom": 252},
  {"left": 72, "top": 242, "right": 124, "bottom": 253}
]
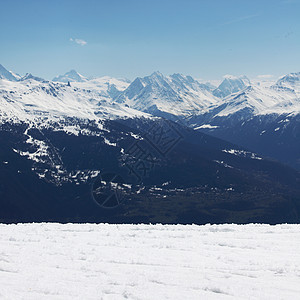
[{"left": 0, "top": 0, "right": 299, "bottom": 81}]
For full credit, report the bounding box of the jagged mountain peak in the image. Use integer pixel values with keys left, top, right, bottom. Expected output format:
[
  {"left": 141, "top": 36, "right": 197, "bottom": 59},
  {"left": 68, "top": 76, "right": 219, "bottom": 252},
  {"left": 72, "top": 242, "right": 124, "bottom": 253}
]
[
  {"left": 150, "top": 71, "right": 164, "bottom": 77},
  {"left": 146, "top": 71, "right": 168, "bottom": 84},
  {"left": 19, "top": 73, "right": 45, "bottom": 82},
  {"left": 274, "top": 72, "right": 300, "bottom": 91},
  {"left": 0, "top": 63, "right": 19, "bottom": 81},
  {"left": 114, "top": 72, "right": 219, "bottom": 116}
]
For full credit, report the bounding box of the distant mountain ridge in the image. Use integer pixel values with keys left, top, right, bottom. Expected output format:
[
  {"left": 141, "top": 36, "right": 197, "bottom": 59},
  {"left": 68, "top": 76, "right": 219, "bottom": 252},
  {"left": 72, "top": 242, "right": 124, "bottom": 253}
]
[
  {"left": 187, "top": 73, "right": 300, "bottom": 170},
  {"left": 0, "top": 64, "right": 21, "bottom": 81},
  {"left": 1, "top": 63, "right": 299, "bottom": 119},
  {"left": 114, "top": 71, "right": 219, "bottom": 117},
  {"left": 0, "top": 63, "right": 300, "bottom": 223},
  {"left": 53, "top": 69, "right": 88, "bottom": 83},
  {"left": 1, "top": 63, "right": 299, "bottom": 170}
]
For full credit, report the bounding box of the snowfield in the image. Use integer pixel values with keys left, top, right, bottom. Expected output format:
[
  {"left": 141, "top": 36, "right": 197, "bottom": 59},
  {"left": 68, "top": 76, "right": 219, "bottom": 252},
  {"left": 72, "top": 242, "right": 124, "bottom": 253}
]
[{"left": 0, "top": 224, "right": 300, "bottom": 299}]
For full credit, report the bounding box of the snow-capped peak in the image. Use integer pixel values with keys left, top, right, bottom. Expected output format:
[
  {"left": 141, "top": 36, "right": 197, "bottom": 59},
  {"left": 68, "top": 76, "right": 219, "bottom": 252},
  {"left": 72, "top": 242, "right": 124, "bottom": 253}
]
[
  {"left": 273, "top": 72, "right": 300, "bottom": 92},
  {"left": 214, "top": 82, "right": 300, "bottom": 117},
  {"left": 53, "top": 70, "right": 88, "bottom": 83},
  {"left": 213, "top": 75, "right": 250, "bottom": 98},
  {"left": 0, "top": 64, "right": 20, "bottom": 81},
  {"left": 19, "top": 73, "right": 45, "bottom": 82},
  {"left": 150, "top": 71, "right": 164, "bottom": 78},
  {"left": 115, "top": 72, "right": 219, "bottom": 116}
]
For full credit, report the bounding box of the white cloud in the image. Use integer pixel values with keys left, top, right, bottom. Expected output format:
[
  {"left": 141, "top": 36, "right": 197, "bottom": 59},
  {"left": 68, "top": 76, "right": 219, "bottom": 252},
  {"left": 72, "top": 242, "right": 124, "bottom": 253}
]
[
  {"left": 257, "top": 74, "right": 274, "bottom": 79},
  {"left": 70, "top": 38, "right": 87, "bottom": 46},
  {"left": 222, "top": 13, "right": 260, "bottom": 26}
]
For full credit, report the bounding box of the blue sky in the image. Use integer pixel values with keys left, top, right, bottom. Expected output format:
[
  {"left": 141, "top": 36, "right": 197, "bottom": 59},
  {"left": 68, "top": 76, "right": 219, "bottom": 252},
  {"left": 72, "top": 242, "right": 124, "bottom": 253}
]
[{"left": 0, "top": 0, "right": 299, "bottom": 81}]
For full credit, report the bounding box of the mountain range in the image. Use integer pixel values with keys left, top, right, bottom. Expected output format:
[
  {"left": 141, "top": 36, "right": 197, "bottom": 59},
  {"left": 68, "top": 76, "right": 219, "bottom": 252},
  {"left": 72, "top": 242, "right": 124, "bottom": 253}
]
[{"left": 0, "top": 64, "right": 299, "bottom": 223}]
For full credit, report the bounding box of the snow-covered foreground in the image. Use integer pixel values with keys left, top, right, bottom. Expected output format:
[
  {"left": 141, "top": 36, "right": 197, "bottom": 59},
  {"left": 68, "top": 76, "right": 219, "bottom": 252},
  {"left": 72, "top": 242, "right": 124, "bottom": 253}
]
[{"left": 0, "top": 224, "right": 300, "bottom": 299}]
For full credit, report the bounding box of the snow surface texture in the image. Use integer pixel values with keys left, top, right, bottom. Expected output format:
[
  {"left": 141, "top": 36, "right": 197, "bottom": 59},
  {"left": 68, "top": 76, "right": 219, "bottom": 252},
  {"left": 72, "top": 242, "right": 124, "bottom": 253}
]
[{"left": 0, "top": 223, "right": 299, "bottom": 300}]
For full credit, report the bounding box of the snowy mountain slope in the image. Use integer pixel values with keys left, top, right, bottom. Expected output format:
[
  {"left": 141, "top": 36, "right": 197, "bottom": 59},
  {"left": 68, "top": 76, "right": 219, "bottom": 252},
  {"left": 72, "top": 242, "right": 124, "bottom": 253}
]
[
  {"left": 0, "top": 64, "right": 20, "bottom": 81},
  {"left": 0, "top": 75, "right": 150, "bottom": 191},
  {"left": 213, "top": 75, "right": 250, "bottom": 98},
  {"left": 0, "top": 78, "right": 149, "bottom": 128},
  {"left": 52, "top": 69, "right": 131, "bottom": 99},
  {"left": 114, "top": 71, "right": 299, "bottom": 119},
  {"left": 201, "top": 81, "right": 217, "bottom": 91},
  {"left": 71, "top": 76, "right": 131, "bottom": 98},
  {"left": 3, "top": 63, "right": 299, "bottom": 120},
  {"left": 53, "top": 69, "right": 88, "bottom": 82},
  {"left": 115, "top": 71, "right": 219, "bottom": 117},
  {"left": 213, "top": 84, "right": 300, "bottom": 117},
  {"left": 189, "top": 73, "right": 300, "bottom": 170},
  {"left": 273, "top": 72, "right": 300, "bottom": 95},
  {"left": 1, "top": 223, "right": 300, "bottom": 300},
  {"left": 1, "top": 64, "right": 300, "bottom": 174},
  {"left": 193, "top": 72, "right": 300, "bottom": 118},
  {"left": 19, "top": 73, "right": 45, "bottom": 82}
]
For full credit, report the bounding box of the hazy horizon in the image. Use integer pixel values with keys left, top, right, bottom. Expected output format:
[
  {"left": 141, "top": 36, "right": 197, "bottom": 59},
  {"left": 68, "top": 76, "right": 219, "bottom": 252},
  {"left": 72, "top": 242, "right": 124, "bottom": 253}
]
[{"left": 0, "top": 62, "right": 289, "bottom": 86}]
